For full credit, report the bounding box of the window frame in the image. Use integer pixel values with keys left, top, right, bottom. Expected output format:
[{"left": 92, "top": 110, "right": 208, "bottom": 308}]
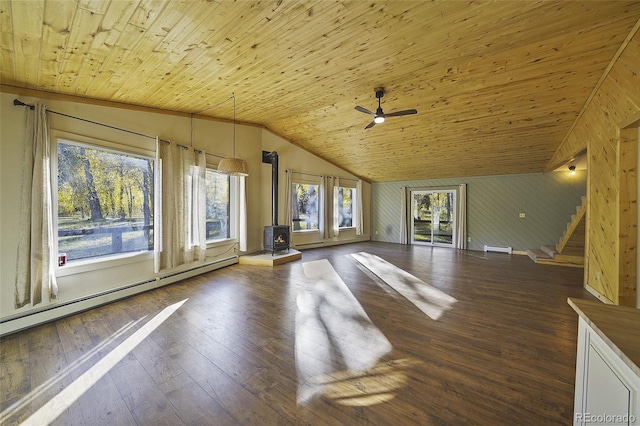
[
  {"left": 51, "top": 131, "right": 156, "bottom": 274},
  {"left": 336, "top": 185, "right": 356, "bottom": 229},
  {"left": 291, "top": 179, "right": 321, "bottom": 233},
  {"left": 204, "top": 167, "right": 237, "bottom": 245}
]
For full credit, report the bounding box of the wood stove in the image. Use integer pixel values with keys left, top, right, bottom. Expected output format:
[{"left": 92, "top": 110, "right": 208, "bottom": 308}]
[
  {"left": 262, "top": 151, "right": 290, "bottom": 255},
  {"left": 264, "top": 225, "right": 290, "bottom": 254}
]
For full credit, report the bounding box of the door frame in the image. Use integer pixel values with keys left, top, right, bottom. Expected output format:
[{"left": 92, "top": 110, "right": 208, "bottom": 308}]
[{"left": 409, "top": 189, "right": 457, "bottom": 247}]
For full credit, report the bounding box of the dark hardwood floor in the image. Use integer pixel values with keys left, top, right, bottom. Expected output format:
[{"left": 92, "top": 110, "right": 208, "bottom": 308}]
[{"left": 0, "top": 242, "right": 595, "bottom": 425}]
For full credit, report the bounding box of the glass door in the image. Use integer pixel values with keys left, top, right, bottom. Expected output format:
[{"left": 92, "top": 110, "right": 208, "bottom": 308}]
[{"left": 411, "top": 190, "right": 456, "bottom": 246}]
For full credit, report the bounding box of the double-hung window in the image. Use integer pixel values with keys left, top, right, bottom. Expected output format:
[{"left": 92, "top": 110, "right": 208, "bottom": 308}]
[{"left": 55, "top": 137, "right": 154, "bottom": 263}]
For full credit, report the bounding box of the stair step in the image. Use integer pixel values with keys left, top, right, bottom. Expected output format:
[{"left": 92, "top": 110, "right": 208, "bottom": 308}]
[
  {"left": 527, "top": 249, "right": 584, "bottom": 267},
  {"left": 540, "top": 245, "right": 557, "bottom": 258},
  {"left": 527, "top": 249, "right": 552, "bottom": 263}
]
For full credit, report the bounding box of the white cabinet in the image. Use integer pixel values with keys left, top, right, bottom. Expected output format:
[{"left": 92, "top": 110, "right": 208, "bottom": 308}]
[{"left": 573, "top": 316, "right": 640, "bottom": 425}]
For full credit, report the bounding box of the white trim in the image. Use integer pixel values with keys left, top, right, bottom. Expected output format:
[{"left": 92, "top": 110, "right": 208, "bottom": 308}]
[
  {"left": 1, "top": 256, "right": 237, "bottom": 336},
  {"left": 409, "top": 189, "right": 457, "bottom": 247},
  {"left": 484, "top": 245, "right": 513, "bottom": 254},
  {"left": 585, "top": 283, "right": 615, "bottom": 304}
]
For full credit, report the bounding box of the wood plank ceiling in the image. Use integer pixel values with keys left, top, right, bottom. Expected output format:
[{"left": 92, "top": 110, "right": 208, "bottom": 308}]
[{"left": 2, "top": 0, "right": 639, "bottom": 182}]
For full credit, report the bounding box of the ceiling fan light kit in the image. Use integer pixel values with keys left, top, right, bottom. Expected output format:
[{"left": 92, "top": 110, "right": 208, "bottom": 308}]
[{"left": 354, "top": 88, "right": 417, "bottom": 129}]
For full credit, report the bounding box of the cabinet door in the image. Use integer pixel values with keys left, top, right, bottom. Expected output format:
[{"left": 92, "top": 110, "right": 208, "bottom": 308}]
[{"left": 584, "top": 343, "right": 631, "bottom": 423}]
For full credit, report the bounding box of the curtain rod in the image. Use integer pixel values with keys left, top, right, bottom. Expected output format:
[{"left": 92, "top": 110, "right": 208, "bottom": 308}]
[
  {"left": 157, "top": 140, "right": 225, "bottom": 159},
  {"left": 13, "top": 98, "right": 161, "bottom": 140},
  {"left": 286, "top": 169, "right": 358, "bottom": 182},
  {"left": 13, "top": 99, "right": 228, "bottom": 159}
]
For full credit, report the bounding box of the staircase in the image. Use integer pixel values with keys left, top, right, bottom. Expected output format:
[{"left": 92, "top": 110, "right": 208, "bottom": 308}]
[{"left": 527, "top": 196, "right": 586, "bottom": 267}]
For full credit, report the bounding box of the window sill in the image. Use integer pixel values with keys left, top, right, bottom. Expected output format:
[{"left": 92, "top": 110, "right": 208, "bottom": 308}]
[
  {"left": 292, "top": 229, "right": 320, "bottom": 234},
  {"left": 56, "top": 251, "right": 153, "bottom": 277},
  {"left": 206, "top": 238, "right": 237, "bottom": 248}
]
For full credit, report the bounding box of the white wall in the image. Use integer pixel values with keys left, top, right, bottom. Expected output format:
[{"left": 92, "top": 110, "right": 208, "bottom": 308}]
[
  {"left": 260, "top": 130, "right": 370, "bottom": 248},
  {"left": 0, "top": 90, "right": 369, "bottom": 328}
]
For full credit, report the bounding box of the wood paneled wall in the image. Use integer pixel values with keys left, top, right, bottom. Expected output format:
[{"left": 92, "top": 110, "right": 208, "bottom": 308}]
[{"left": 549, "top": 28, "right": 640, "bottom": 306}]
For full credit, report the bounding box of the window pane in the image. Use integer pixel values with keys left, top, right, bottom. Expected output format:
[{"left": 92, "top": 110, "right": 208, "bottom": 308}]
[
  {"left": 205, "top": 170, "right": 230, "bottom": 240},
  {"left": 57, "top": 142, "right": 154, "bottom": 261},
  {"left": 338, "top": 187, "right": 354, "bottom": 228},
  {"left": 292, "top": 183, "right": 319, "bottom": 231}
]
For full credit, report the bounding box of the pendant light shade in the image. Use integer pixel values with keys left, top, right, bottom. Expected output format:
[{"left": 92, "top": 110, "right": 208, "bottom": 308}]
[
  {"left": 218, "top": 157, "right": 249, "bottom": 176},
  {"left": 218, "top": 92, "right": 249, "bottom": 176}
]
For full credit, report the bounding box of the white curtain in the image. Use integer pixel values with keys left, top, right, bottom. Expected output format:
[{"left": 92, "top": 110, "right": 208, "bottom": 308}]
[
  {"left": 155, "top": 141, "right": 207, "bottom": 271},
  {"left": 238, "top": 176, "right": 247, "bottom": 252},
  {"left": 15, "top": 104, "right": 58, "bottom": 308},
  {"left": 153, "top": 138, "right": 163, "bottom": 273},
  {"left": 333, "top": 177, "right": 340, "bottom": 237},
  {"left": 355, "top": 179, "right": 363, "bottom": 236},
  {"left": 284, "top": 170, "right": 293, "bottom": 231},
  {"left": 456, "top": 183, "right": 467, "bottom": 249},
  {"left": 400, "top": 186, "right": 408, "bottom": 244},
  {"left": 321, "top": 175, "right": 337, "bottom": 239},
  {"left": 192, "top": 150, "right": 207, "bottom": 261}
]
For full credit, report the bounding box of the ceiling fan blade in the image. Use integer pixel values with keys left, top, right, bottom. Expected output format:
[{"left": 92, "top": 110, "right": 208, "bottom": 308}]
[
  {"left": 385, "top": 109, "right": 418, "bottom": 117},
  {"left": 355, "top": 105, "right": 375, "bottom": 116},
  {"left": 364, "top": 120, "right": 376, "bottom": 129}
]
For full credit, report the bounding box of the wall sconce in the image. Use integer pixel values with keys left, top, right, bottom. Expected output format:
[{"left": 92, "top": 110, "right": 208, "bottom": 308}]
[
  {"left": 568, "top": 165, "right": 576, "bottom": 175},
  {"left": 218, "top": 93, "right": 249, "bottom": 176}
]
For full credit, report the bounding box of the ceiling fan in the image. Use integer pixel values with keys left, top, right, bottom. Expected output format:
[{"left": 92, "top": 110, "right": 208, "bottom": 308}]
[{"left": 354, "top": 88, "right": 418, "bottom": 129}]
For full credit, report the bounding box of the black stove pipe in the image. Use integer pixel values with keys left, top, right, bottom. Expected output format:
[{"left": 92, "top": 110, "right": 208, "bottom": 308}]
[{"left": 262, "top": 151, "right": 279, "bottom": 226}]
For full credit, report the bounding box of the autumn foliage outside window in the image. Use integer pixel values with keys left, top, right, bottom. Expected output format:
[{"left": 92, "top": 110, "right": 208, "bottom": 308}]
[{"left": 57, "top": 141, "right": 154, "bottom": 262}]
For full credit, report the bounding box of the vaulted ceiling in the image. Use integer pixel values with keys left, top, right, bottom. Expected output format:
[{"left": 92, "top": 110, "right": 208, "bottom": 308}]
[{"left": 2, "top": 1, "right": 639, "bottom": 182}]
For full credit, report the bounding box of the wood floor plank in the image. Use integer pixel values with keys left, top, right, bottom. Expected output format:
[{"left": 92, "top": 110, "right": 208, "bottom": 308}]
[
  {"left": 166, "top": 342, "right": 288, "bottom": 425},
  {"left": 0, "top": 333, "right": 31, "bottom": 406},
  {"left": 109, "top": 359, "right": 186, "bottom": 425},
  {"left": 0, "top": 242, "right": 597, "bottom": 425},
  {"left": 158, "top": 371, "right": 238, "bottom": 426},
  {"left": 130, "top": 334, "right": 185, "bottom": 386}
]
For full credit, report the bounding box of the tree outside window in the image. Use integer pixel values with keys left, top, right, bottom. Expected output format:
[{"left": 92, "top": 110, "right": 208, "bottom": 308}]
[
  {"left": 57, "top": 141, "right": 154, "bottom": 262},
  {"left": 337, "top": 187, "right": 354, "bottom": 228},
  {"left": 205, "top": 169, "right": 230, "bottom": 240},
  {"left": 292, "top": 183, "right": 319, "bottom": 231}
]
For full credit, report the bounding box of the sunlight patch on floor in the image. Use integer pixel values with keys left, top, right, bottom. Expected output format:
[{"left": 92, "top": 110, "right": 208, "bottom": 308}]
[
  {"left": 0, "top": 316, "right": 145, "bottom": 425},
  {"left": 350, "top": 252, "right": 457, "bottom": 320},
  {"left": 296, "top": 259, "right": 393, "bottom": 405},
  {"left": 309, "top": 358, "right": 423, "bottom": 406},
  {"left": 17, "top": 299, "right": 188, "bottom": 426}
]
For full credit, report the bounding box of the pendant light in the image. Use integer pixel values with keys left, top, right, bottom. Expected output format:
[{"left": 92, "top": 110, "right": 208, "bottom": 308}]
[{"left": 218, "top": 93, "right": 249, "bottom": 176}]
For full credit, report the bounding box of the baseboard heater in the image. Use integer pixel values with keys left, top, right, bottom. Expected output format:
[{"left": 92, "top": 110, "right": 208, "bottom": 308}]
[
  {"left": 0, "top": 256, "right": 237, "bottom": 337},
  {"left": 484, "top": 245, "right": 513, "bottom": 254}
]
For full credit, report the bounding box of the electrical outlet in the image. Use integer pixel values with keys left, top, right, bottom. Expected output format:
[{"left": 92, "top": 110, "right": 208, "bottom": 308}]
[
  {"left": 467, "top": 237, "right": 471, "bottom": 242},
  {"left": 519, "top": 212, "right": 526, "bottom": 218},
  {"left": 375, "top": 230, "right": 379, "bottom": 235}
]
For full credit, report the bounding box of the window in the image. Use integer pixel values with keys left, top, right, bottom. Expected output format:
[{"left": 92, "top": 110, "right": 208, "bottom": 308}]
[
  {"left": 57, "top": 140, "right": 154, "bottom": 262},
  {"left": 337, "top": 187, "right": 355, "bottom": 228},
  {"left": 292, "top": 183, "right": 319, "bottom": 231},
  {"left": 205, "top": 169, "right": 230, "bottom": 241}
]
